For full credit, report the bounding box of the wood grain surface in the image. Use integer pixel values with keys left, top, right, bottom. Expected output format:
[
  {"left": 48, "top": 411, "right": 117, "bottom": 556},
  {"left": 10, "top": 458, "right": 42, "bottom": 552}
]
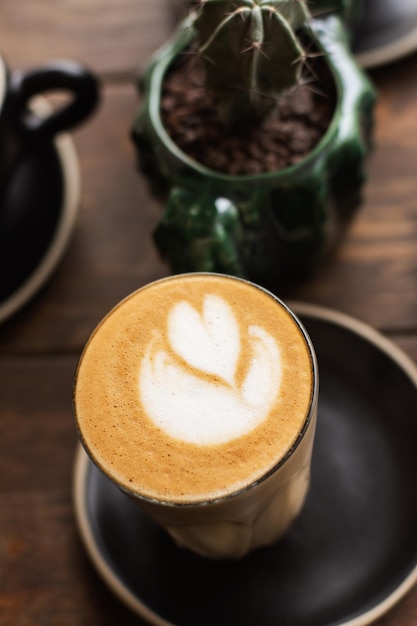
[{"left": 1, "top": 2, "right": 417, "bottom": 624}]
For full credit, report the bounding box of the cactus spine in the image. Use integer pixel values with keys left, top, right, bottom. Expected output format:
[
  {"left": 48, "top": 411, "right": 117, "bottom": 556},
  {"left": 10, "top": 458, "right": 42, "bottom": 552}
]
[{"left": 193, "top": 0, "right": 311, "bottom": 124}]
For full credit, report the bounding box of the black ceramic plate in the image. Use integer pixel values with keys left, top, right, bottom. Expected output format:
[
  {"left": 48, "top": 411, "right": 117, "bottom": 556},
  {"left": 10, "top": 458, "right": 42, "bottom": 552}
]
[
  {"left": 73, "top": 304, "right": 417, "bottom": 626},
  {"left": 354, "top": 0, "right": 417, "bottom": 68},
  {"left": 0, "top": 105, "right": 80, "bottom": 323}
]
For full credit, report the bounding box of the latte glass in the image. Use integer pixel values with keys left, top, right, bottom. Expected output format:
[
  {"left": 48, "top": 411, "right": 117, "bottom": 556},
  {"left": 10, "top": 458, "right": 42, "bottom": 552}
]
[{"left": 73, "top": 273, "right": 318, "bottom": 559}]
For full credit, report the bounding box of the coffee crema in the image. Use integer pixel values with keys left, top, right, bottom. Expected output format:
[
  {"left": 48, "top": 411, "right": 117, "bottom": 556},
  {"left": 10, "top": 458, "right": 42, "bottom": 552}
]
[{"left": 74, "top": 274, "right": 314, "bottom": 503}]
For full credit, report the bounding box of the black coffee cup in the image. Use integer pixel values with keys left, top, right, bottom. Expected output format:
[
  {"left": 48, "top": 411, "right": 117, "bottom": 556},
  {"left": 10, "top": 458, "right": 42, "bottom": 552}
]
[
  {"left": 0, "top": 56, "right": 99, "bottom": 260},
  {"left": 0, "top": 56, "right": 99, "bottom": 183}
]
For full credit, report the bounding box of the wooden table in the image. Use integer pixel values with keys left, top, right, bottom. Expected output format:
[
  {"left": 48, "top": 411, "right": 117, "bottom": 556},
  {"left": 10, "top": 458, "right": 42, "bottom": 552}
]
[{"left": 1, "top": 2, "right": 417, "bottom": 624}]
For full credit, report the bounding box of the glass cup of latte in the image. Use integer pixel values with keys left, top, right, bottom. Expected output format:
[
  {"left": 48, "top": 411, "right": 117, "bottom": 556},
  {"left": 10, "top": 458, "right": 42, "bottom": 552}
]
[{"left": 73, "top": 273, "right": 318, "bottom": 559}]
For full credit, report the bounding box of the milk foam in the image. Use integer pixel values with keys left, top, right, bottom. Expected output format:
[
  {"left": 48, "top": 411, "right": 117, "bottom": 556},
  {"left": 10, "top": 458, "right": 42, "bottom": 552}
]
[
  {"left": 139, "top": 294, "right": 282, "bottom": 445},
  {"left": 75, "top": 274, "right": 314, "bottom": 503}
]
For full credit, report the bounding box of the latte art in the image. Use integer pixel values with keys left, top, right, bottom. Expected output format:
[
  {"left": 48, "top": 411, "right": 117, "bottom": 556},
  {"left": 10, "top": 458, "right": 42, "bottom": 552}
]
[
  {"left": 74, "top": 274, "right": 314, "bottom": 503},
  {"left": 139, "top": 294, "right": 282, "bottom": 445}
]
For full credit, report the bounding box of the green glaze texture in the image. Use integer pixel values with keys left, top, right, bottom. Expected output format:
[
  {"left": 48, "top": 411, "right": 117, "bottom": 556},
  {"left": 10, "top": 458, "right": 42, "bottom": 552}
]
[{"left": 132, "top": 13, "right": 376, "bottom": 286}]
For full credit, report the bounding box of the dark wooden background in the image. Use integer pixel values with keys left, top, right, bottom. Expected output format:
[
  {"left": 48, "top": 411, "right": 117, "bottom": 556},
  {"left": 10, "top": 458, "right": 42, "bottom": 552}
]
[{"left": 1, "top": 2, "right": 417, "bottom": 624}]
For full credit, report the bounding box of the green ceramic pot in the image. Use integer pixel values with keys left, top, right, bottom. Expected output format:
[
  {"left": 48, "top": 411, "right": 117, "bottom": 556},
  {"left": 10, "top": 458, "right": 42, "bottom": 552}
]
[
  {"left": 132, "top": 14, "right": 376, "bottom": 287},
  {"left": 311, "top": 0, "right": 363, "bottom": 36},
  {"left": 312, "top": 0, "right": 361, "bottom": 18}
]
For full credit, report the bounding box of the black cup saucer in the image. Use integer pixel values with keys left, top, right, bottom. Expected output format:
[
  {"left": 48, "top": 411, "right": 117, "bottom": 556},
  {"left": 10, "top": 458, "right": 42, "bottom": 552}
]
[
  {"left": 73, "top": 303, "right": 417, "bottom": 626},
  {"left": 354, "top": 0, "right": 417, "bottom": 68},
  {"left": 0, "top": 115, "right": 80, "bottom": 323}
]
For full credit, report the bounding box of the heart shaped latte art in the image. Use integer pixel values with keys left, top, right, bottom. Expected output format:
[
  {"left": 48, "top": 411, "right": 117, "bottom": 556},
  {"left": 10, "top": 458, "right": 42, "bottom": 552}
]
[
  {"left": 139, "top": 294, "right": 282, "bottom": 445},
  {"left": 169, "top": 296, "right": 240, "bottom": 386}
]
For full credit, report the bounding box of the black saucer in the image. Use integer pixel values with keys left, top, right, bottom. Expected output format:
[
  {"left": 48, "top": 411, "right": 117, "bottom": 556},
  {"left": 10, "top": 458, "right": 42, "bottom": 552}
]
[
  {"left": 0, "top": 125, "right": 80, "bottom": 322},
  {"left": 73, "top": 304, "right": 417, "bottom": 626},
  {"left": 354, "top": 0, "right": 417, "bottom": 68}
]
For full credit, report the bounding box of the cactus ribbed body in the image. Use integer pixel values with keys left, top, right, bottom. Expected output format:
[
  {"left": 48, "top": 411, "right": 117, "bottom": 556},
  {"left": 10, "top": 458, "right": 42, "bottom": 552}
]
[{"left": 193, "top": 0, "right": 310, "bottom": 123}]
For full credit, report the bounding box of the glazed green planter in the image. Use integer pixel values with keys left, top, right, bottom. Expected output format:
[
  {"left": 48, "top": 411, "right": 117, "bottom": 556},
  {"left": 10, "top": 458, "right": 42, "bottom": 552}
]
[
  {"left": 312, "top": 0, "right": 362, "bottom": 19},
  {"left": 132, "top": 14, "right": 376, "bottom": 287},
  {"left": 312, "top": 0, "right": 363, "bottom": 37}
]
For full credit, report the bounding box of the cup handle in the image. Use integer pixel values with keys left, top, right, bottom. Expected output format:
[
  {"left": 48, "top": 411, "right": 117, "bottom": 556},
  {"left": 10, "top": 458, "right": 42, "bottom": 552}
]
[{"left": 8, "top": 60, "right": 99, "bottom": 142}]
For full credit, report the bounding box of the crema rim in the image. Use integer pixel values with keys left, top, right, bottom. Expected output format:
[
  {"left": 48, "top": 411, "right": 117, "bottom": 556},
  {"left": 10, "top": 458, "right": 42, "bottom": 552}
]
[
  {"left": 73, "top": 302, "right": 417, "bottom": 626},
  {"left": 74, "top": 274, "right": 319, "bottom": 508}
]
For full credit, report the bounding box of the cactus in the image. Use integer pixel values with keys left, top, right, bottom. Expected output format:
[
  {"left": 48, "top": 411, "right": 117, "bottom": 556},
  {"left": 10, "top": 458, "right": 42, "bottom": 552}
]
[
  {"left": 133, "top": 6, "right": 377, "bottom": 285},
  {"left": 192, "top": 0, "right": 311, "bottom": 124}
]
